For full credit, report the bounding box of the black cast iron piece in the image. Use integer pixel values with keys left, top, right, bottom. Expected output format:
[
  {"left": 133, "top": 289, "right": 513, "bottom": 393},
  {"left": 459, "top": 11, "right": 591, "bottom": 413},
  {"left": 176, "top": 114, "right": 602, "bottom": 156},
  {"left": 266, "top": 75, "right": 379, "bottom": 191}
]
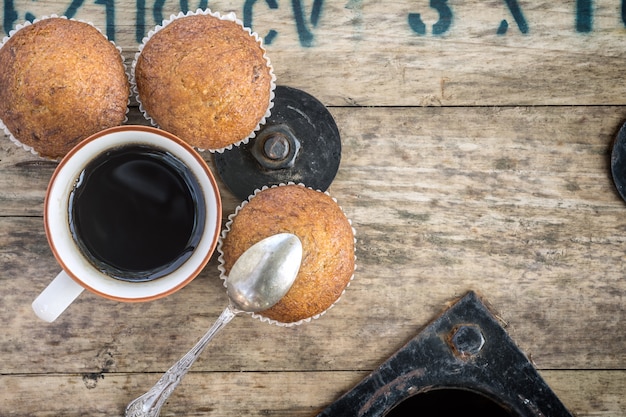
[
  {"left": 316, "top": 291, "right": 574, "bottom": 417},
  {"left": 214, "top": 85, "right": 341, "bottom": 201},
  {"left": 610, "top": 121, "right": 626, "bottom": 203}
]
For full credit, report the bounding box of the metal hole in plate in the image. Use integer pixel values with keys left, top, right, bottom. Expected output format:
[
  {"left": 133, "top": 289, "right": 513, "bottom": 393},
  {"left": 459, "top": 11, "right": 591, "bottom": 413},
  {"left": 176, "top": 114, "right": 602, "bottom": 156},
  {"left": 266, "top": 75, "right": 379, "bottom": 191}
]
[{"left": 383, "top": 388, "right": 519, "bottom": 417}]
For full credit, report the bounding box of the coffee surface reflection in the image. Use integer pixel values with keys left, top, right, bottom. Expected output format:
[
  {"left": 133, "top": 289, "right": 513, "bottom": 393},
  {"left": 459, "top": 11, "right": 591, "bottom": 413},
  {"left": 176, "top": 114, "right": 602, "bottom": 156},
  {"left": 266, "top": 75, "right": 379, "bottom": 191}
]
[{"left": 69, "top": 144, "right": 206, "bottom": 282}]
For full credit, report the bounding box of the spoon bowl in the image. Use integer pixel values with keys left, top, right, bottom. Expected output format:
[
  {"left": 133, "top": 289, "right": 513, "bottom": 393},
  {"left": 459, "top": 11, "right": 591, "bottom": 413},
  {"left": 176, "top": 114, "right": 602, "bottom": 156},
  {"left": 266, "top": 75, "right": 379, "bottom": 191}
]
[
  {"left": 125, "top": 233, "right": 302, "bottom": 417},
  {"left": 228, "top": 233, "right": 302, "bottom": 311}
]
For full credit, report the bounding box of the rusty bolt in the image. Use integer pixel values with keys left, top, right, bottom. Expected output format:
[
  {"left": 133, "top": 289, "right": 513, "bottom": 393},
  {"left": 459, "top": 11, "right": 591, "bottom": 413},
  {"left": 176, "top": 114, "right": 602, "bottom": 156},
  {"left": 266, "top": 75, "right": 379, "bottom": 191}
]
[
  {"left": 449, "top": 324, "right": 485, "bottom": 358},
  {"left": 263, "top": 132, "right": 291, "bottom": 160},
  {"left": 251, "top": 124, "right": 301, "bottom": 170}
]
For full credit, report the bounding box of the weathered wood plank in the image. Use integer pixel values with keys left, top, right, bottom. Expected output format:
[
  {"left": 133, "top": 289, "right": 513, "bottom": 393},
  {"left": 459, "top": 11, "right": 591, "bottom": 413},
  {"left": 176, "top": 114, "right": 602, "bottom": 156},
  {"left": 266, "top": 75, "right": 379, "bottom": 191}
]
[
  {"left": 1, "top": 210, "right": 623, "bottom": 373},
  {"left": 1, "top": 105, "right": 624, "bottom": 375},
  {"left": 0, "top": 142, "right": 58, "bottom": 216},
  {"left": 1, "top": 1, "right": 625, "bottom": 106},
  {"left": 0, "top": 371, "right": 623, "bottom": 416},
  {"left": 1, "top": 105, "right": 625, "bottom": 215},
  {"left": 1, "top": 2, "right": 624, "bottom": 415}
]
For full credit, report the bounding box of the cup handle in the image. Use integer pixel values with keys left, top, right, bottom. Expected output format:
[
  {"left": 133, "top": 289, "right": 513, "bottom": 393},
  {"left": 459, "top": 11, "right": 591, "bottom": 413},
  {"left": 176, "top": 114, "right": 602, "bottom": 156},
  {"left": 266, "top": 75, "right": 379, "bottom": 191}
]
[{"left": 32, "top": 271, "right": 84, "bottom": 322}]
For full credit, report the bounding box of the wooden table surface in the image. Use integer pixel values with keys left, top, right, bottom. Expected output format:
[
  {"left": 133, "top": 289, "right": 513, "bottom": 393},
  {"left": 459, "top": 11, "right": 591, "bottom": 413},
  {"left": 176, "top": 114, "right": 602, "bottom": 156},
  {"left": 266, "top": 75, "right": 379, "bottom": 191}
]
[{"left": 1, "top": 1, "right": 625, "bottom": 416}]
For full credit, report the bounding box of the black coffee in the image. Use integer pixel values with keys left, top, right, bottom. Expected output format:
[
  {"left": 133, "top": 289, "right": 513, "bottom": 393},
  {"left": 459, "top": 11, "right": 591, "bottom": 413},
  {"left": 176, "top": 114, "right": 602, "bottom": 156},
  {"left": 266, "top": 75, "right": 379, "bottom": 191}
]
[{"left": 69, "top": 145, "right": 206, "bottom": 282}]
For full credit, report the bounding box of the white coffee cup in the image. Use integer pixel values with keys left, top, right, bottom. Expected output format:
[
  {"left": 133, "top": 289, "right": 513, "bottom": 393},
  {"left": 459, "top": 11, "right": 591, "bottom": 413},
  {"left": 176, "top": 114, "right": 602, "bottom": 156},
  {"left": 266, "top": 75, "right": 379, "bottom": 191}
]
[{"left": 32, "top": 126, "right": 222, "bottom": 322}]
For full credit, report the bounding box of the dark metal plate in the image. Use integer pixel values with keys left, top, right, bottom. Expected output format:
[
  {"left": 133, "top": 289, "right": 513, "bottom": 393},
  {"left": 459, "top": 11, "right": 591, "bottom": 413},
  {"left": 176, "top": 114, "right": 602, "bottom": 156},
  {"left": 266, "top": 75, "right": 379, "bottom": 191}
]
[
  {"left": 214, "top": 85, "right": 341, "bottom": 201},
  {"left": 611, "top": 121, "right": 626, "bottom": 203},
  {"left": 316, "top": 292, "right": 574, "bottom": 417}
]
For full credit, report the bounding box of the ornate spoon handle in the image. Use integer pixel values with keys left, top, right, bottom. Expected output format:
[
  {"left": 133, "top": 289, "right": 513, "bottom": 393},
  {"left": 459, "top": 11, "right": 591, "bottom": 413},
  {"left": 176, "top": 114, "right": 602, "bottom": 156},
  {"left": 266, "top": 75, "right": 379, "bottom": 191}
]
[{"left": 125, "top": 306, "right": 238, "bottom": 417}]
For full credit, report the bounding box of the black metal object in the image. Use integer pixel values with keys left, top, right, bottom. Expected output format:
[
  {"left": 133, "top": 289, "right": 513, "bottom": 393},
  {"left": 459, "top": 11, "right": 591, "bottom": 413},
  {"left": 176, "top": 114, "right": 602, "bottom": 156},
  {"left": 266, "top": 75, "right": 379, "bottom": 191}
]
[
  {"left": 316, "top": 291, "right": 574, "bottom": 417},
  {"left": 610, "top": 121, "right": 626, "bottom": 203},
  {"left": 214, "top": 85, "right": 341, "bottom": 201}
]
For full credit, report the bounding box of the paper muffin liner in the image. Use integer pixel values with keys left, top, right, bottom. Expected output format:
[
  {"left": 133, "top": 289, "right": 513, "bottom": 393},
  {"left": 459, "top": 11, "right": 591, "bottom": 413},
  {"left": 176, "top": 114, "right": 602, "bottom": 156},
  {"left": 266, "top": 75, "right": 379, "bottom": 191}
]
[
  {"left": 217, "top": 182, "right": 357, "bottom": 327},
  {"left": 0, "top": 15, "right": 130, "bottom": 160},
  {"left": 130, "top": 8, "right": 276, "bottom": 153}
]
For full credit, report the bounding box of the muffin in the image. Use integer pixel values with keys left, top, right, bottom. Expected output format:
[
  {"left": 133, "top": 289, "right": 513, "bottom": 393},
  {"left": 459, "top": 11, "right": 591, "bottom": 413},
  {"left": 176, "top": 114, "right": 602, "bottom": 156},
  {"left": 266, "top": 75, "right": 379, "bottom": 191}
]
[
  {"left": 218, "top": 184, "right": 356, "bottom": 325},
  {"left": 132, "top": 9, "right": 275, "bottom": 151},
  {"left": 0, "top": 16, "right": 129, "bottom": 159}
]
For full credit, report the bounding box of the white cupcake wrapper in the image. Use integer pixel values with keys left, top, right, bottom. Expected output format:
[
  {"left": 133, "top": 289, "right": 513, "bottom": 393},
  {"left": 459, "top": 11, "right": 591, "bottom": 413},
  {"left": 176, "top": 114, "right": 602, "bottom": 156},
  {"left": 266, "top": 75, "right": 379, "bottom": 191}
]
[
  {"left": 130, "top": 8, "right": 276, "bottom": 153},
  {"left": 0, "top": 15, "right": 130, "bottom": 160},
  {"left": 217, "top": 182, "right": 357, "bottom": 327}
]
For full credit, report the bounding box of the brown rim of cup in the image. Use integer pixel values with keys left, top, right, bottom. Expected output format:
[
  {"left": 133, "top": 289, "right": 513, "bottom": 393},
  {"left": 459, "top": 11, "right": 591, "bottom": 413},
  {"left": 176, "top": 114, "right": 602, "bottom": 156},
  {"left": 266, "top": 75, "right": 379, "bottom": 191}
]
[{"left": 44, "top": 125, "right": 222, "bottom": 302}]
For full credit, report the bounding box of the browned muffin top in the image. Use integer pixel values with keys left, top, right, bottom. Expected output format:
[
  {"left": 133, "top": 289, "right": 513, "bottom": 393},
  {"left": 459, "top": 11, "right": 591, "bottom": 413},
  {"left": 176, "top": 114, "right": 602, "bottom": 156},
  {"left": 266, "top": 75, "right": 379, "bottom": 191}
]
[
  {"left": 0, "top": 18, "right": 129, "bottom": 159},
  {"left": 134, "top": 13, "right": 273, "bottom": 150},
  {"left": 220, "top": 185, "right": 355, "bottom": 324}
]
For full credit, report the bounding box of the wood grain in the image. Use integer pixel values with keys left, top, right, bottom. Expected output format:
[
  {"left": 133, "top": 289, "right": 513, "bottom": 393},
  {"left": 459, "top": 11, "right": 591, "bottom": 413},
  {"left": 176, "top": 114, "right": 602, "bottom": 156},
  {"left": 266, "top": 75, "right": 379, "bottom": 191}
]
[
  {"left": 1, "top": 0, "right": 625, "bottom": 416},
  {"left": 1, "top": 1, "right": 625, "bottom": 106},
  {"left": 0, "top": 371, "right": 623, "bottom": 416},
  {"left": 1, "top": 106, "right": 625, "bottom": 371}
]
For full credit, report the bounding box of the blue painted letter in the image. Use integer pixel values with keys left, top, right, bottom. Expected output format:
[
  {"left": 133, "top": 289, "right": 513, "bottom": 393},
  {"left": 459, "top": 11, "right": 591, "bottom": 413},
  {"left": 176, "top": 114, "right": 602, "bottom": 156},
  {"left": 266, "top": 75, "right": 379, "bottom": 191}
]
[
  {"left": 408, "top": 0, "right": 453, "bottom": 36},
  {"left": 243, "top": 0, "right": 279, "bottom": 45},
  {"left": 576, "top": 0, "right": 593, "bottom": 32}
]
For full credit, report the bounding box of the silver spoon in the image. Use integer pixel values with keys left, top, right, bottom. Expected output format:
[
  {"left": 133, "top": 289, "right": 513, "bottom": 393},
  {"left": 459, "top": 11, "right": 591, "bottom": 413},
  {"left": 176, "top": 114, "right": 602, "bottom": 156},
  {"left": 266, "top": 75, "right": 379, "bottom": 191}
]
[{"left": 125, "top": 233, "right": 303, "bottom": 417}]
